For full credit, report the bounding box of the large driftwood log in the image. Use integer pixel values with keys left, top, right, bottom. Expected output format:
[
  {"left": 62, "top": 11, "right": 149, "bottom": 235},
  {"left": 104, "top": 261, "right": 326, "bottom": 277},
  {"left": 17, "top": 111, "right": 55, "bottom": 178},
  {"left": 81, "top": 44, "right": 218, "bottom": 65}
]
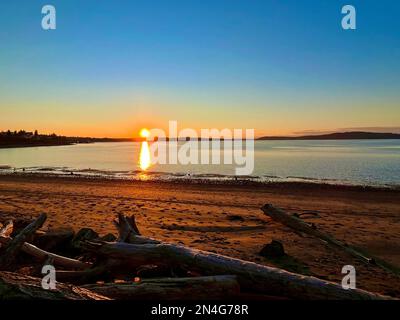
[
  {"left": 83, "top": 275, "right": 240, "bottom": 300},
  {"left": 110, "top": 213, "right": 393, "bottom": 300},
  {"left": 83, "top": 240, "right": 390, "bottom": 300},
  {"left": 0, "top": 271, "right": 110, "bottom": 300},
  {"left": 0, "top": 213, "right": 47, "bottom": 270},
  {"left": 261, "top": 204, "right": 400, "bottom": 277}
]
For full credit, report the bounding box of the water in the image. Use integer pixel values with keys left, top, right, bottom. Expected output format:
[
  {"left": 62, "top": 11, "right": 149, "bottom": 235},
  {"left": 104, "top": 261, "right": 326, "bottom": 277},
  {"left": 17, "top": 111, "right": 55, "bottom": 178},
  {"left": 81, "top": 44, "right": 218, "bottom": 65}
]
[{"left": 1, "top": 140, "right": 400, "bottom": 187}]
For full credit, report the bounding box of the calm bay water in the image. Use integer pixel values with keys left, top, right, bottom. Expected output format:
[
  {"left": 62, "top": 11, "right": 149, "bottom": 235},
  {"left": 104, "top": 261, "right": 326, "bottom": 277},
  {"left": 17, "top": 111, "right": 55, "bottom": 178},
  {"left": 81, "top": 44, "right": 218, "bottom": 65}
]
[{"left": 1, "top": 140, "right": 400, "bottom": 186}]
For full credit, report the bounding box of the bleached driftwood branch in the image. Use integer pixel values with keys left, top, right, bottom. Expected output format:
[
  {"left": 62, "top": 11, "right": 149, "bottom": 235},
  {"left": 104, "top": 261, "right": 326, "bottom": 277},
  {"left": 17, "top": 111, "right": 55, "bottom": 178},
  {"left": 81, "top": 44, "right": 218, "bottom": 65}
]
[
  {"left": 0, "top": 220, "right": 91, "bottom": 271},
  {"left": 0, "top": 213, "right": 47, "bottom": 270}
]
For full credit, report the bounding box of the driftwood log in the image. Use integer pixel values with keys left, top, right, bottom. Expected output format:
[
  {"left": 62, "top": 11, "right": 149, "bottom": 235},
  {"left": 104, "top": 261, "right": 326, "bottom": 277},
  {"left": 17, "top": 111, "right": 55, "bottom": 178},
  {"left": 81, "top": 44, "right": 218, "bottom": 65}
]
[
  {"left": 0, "top": 211, "right": 396, "bottom": 300},
  {"left": 0, "top": 271, "right": 110, "bottom": 300},
  {"left": 0, "top": 237, "right": 91, "bottom": 270},
  {"left": 83, "top": 241, "right": 390, "bottom": 300},
  {"left": 83, "top": 275, "right": 240, "bottom": 300},
  {"left": 22, "top": 242, "right": 91, "bottom": 270},
  {"left": 0, "top": 213, "right": 47, "bottom": 270},
  {"left": 82, "top": 213, "right": 392, "bottom": 300},
  {"left": 261, "top": 204, "right": 400, "bottom": 277},
  {"left": 0, "top": 225, "right": 91, "bottom": 271}
]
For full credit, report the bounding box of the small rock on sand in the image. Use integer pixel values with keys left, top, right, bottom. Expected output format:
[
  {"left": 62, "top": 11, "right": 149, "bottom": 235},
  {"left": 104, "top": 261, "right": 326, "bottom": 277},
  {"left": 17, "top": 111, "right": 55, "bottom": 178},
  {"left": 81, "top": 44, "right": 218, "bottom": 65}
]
[{"left": 259, "top": 240, "right": 285, "bottom": 258}]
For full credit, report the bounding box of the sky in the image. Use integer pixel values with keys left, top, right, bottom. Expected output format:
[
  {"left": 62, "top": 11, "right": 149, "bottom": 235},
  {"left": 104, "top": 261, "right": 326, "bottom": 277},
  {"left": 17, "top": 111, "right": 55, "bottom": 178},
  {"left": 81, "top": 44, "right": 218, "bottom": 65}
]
[{"left": 0, "top": 0, "right": 399, "bottom": 138}]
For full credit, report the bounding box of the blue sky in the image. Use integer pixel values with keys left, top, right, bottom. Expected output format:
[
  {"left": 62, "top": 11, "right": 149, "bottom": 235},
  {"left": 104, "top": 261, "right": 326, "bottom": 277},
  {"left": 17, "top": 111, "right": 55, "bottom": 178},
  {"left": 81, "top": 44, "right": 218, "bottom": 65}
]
[{"left": 0, "top": 0, "right": 399, "bottom": 137}]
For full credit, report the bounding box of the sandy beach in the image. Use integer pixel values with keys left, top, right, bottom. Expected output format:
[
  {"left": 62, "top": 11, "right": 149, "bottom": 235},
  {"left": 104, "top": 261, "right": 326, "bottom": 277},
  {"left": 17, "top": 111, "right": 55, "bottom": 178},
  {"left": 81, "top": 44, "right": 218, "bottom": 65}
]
[{"left": 1, "top": 174, "right": 400, "bottom": 297}]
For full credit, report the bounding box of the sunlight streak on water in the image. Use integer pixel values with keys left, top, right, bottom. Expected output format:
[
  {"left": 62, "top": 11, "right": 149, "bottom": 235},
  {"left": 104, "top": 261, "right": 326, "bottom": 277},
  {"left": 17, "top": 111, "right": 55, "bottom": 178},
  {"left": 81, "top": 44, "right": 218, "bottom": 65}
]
[{"left": 139, "top": 141, "right": 151, "bottom": 171}]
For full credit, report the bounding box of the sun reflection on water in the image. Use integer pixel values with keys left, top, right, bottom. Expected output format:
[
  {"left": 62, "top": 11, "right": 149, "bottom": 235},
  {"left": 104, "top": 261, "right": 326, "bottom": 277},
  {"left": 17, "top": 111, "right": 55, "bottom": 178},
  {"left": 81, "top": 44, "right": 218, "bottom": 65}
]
[
  {"left": 139, "top": 128, "right": 151, "bottom": 171},
  {"left": 139, "top": 141, "right": 151, "bottom": 171}
]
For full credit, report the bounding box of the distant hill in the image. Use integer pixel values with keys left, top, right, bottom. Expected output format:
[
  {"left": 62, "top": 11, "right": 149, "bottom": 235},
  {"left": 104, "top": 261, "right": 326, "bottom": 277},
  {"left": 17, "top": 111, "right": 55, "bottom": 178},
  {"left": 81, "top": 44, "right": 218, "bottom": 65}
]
[{"left": 257, "top": 131, "right": 400, "bottom": 140}]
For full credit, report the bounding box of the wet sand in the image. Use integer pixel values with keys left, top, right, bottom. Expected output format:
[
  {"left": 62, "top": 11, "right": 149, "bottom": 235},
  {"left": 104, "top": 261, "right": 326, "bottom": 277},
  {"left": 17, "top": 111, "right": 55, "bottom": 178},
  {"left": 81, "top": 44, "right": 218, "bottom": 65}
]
[{"left": 1, "top": 174, "right": 400, "bottom": 297}]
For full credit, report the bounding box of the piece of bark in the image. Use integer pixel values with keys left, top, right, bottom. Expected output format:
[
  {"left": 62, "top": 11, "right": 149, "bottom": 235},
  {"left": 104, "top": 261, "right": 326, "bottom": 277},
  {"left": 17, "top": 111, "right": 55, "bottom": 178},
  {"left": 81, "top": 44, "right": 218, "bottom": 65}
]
[
  {"left": 0, "top": 271, "right": 110, "bottom": 300},
  {"left": 0, "top": 213, "right": 46, "bottom": 270},
  {"left": 82, "top": 275, "right": 240, "bottom": 300},
  {"left": 261, "top": 204, "right": 400, "bottom": 277},
  {"left": 82, "top": 240, "right": 392, "bottom": 300},
  {"left": 0, "top": 236, "right": 91, "bottom": 270}
]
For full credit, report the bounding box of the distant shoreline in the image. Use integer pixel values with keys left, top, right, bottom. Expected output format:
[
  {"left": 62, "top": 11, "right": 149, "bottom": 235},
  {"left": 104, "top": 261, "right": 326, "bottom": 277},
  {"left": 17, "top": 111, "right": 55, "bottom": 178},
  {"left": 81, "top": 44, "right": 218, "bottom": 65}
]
[
  {"left": 0, "top": 142, "right": 76, "bottom": 149},
  {"left": 0, "top": 139, "right": 132, "bottom": 149},
  {"left": 0, "top": 129, "right": 135, "bottom": 149},
  {"left": 257, "top": 131, "right": 400, "bottom": 140},
  {"left": 1, "top": 131, "right": 399, "bottom": 149}
]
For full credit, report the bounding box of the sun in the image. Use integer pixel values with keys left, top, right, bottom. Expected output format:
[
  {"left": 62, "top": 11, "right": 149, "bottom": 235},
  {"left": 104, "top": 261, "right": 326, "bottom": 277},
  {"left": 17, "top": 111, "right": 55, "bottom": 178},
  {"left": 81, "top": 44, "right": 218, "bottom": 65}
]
[{"left": 139, "top": 128, "right": 150, "bottom": 139}]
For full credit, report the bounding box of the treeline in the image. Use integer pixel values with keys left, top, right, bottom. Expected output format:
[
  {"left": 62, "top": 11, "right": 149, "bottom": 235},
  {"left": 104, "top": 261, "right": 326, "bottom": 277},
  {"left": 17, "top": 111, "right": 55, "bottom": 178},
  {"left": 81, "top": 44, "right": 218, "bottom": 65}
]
[{"left": 0, "top": 130, "right": 132, "bottom": 148}]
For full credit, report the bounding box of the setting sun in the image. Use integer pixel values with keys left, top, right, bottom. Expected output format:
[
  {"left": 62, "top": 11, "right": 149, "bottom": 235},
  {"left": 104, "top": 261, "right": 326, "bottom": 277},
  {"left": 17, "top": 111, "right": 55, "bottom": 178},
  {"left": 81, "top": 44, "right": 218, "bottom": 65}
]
[{"left": 140, "top": 128, "right": 150, "bottom": 139}]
